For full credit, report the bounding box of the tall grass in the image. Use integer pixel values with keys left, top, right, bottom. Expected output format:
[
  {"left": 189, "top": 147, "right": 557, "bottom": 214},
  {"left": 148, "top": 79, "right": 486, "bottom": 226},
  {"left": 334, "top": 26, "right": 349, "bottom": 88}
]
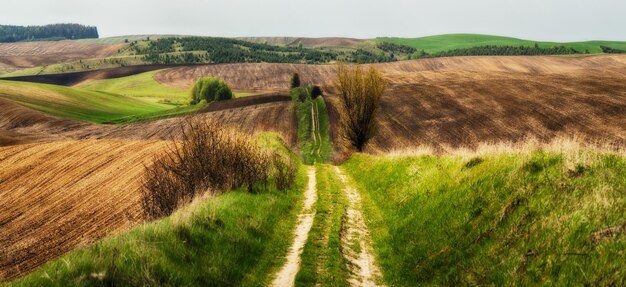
[{"left": 343, "top": 147, "right": 626, "bottom": 286}]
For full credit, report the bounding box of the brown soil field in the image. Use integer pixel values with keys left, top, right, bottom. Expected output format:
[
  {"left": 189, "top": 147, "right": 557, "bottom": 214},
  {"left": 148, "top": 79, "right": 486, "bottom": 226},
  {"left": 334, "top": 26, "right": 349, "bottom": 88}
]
[
  {"left": 155, "top": 55, "right": 626, "bottom": 152},
  {"left": 0, "top": 97, "right": 295, "bottom": 280},
  {"left": 0, "top": 41, "right": 125, "bottom": 70},
  {"left": 0, "top": 140, "right": 166, "bottom": 280},
  {"left": 0, "top": 95, "right": 296, "bottom": 147}
]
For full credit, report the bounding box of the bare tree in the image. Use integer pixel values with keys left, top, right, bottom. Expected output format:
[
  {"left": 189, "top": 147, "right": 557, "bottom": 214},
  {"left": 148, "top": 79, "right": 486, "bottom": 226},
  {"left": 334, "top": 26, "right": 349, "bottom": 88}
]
[{"left": 336, "top": 64, "right": 387, "bottom": 152}]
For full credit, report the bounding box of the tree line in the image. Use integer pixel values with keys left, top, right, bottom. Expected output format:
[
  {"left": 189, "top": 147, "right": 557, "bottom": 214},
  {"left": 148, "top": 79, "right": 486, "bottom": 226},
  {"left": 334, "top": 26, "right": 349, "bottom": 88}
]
[
  {"left": 0, "top": 24, "right": 98, "bottom": 42},
  {"left": 600, "top": 46, "right": 626, "bottom": 54},
  {"left": 416, "top": 44, "right": 583, "bottom": 58}
]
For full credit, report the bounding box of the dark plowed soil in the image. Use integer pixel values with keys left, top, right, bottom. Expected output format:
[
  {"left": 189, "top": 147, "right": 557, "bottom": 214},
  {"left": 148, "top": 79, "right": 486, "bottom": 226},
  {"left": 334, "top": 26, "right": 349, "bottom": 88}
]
[{"left": 0, "top": 64, "right": 180, "bottom": 86}]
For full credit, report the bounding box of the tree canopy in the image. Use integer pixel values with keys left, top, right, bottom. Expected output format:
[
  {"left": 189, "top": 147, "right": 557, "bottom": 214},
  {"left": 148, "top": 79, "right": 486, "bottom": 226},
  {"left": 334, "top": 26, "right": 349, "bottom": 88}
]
[{"left": 190, "top": 78, "right": 233, "bottom": 105}]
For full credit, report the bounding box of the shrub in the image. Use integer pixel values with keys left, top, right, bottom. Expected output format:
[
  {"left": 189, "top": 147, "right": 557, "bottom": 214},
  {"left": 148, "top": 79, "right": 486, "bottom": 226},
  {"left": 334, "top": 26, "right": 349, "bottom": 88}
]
[
  {"left": 311, "top": 85, "right": 323, "bottom": 99},
  {"left": 190, "top": 77, "right": 233, "bottom": 105},
  {"left": 291, "top": 73, "right": 301, "bottom": 89},
  {"left": 272, "top": 152, "right": 297, "bottom": 190},
  {"left": 141, "top": 118, "right": 296, "bottom": 220},
  {"left": 336, "top": 64, "right": 387, "bottom": 152}
]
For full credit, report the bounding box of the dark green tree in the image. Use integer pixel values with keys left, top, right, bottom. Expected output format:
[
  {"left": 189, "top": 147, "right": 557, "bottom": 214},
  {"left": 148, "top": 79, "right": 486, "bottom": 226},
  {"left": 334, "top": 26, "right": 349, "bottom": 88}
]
[{"left": 290, "top": 73, "right": 301, "bottom": 89}]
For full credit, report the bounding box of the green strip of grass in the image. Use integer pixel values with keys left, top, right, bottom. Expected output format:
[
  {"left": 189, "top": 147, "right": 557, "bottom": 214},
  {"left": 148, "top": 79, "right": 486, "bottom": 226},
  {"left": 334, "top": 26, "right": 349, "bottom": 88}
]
[
  {"left": 296, "top": 164, "right": 350, "bottom": 286},
  {"left": 5, "top": 134, "right": 307, "bottom": 287},
  {"left": 291, "top": 88, "right": 333, "bottom": 165},
  {"left": 342, "top": 151, "right": 626, "bottom": 286},
  {"left": 377, "top": 34, "right": 626, "bottom": 54}
]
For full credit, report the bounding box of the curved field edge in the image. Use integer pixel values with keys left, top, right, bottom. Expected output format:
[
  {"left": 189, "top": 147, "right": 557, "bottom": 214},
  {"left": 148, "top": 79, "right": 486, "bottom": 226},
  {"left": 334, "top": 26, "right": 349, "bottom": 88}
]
[
  {"left": 3, "top": 134, "right": 308, "bottom": 286},
  {"left": 342, "top": 150, "right": 626, "bottom": 286}
]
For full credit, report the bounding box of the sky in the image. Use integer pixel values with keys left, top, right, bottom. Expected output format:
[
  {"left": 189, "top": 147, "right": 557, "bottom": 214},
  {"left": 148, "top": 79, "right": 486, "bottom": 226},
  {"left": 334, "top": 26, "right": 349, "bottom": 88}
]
[{"left": 2, "top": 0, "right": 626, "bottom": 42}]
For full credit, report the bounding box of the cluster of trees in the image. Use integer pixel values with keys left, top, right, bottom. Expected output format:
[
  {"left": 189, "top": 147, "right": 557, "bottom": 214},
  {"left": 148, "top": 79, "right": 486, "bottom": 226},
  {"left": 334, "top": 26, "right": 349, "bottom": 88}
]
[
  {"left": 133, "top": 37, "right": 337, "bottom": 64},
  {"left": 189, "top": 77, "right": 233, "bottom": 104},
  {"left": 601, "top": 46, "right": 626, "bottom": 54},
  {"left": 416, "top": 44, "right": 583, "bottom": 58},
  {"left": 377, "top": 42, "right": 417, "bottom": 54},
  {"left": 0, "top": 24, "right": 98, "bottom": 42}
]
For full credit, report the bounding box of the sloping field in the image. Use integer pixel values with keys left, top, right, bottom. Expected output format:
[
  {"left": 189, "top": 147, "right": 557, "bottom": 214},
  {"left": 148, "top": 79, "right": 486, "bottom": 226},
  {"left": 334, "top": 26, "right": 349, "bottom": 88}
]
[
  {"left": 0, "top": 140, "right": 166, "bottom": 280},
  {"left": 155, "top": 55, "right": 626, "bottom": 152},
  {"left": 363, "top": 70, "right": 626, "bottom": 152},
  {"left": 0, "top": 40, "right": 125, "bottom": 70},
  {"left": 155, "top": 55, "right": 626, "bottom": 91}
]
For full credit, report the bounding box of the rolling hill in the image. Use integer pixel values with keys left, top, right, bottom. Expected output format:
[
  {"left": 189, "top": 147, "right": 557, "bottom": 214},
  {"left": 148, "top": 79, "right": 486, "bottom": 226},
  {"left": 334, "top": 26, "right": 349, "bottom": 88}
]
[
  {"left": 0, "top": 80, "right": 170, "bottom": 123},
  {"left": 377, "top": 34, "right": 626, "bottom": 54}
]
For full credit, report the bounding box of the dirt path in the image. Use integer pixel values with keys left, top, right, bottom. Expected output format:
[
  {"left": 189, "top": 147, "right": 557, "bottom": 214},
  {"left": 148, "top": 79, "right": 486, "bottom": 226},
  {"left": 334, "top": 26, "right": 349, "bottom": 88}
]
[
  {"left": 335, "top": 166, "right": 385, "bottom": 287},
  {"left": 271, "top": 167, "right": 317, "bottom": 287}
]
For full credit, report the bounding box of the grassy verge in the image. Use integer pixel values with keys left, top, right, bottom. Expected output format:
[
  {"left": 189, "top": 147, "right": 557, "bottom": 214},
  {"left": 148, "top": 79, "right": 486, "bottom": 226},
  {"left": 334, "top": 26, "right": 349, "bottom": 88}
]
[
  {"left": 5, "top": 134, "right": 306, "bottom": 287},
  {"left": 342, "top": 150, "right": 626, "bottom": 286},
  {"left": 291, "top": 88, "right": 333, "bottom": 165},
  {"left": 295, "top": 164, "right": 350, "bottom": 286}
]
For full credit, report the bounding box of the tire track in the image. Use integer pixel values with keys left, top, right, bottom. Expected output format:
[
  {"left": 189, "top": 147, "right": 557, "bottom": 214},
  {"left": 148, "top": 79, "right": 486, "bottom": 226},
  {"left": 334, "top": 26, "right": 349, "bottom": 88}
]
[
  {"left": 271, "top": 166, "right": 318, "bottom": 287},
  {"left": 335, "top": 166, "right": 385, "bottom": 287}
]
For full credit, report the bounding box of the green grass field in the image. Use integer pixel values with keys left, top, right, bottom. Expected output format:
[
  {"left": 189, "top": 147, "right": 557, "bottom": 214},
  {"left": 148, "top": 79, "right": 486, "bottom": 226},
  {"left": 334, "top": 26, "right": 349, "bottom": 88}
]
[
  {"left": 0, "top": 80, "right": 171, "bottom": 123},
  {"left": 5, "top": 134, "right": 306, "bottom": 287},
  {"left": 377, "top": 34, "right": 626, "bottom": 54},
  {"left": 78, "top": 70, "right": 189, "bottom": 104},
  {"left": 342, "top": 150, "right": 626, "bottom": 286}
]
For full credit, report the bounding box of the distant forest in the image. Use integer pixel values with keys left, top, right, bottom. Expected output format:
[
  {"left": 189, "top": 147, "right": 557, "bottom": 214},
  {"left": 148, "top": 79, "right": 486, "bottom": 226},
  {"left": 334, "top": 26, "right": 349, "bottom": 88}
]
[
  {"left": 132, "top": 37, "right": 402, "bottom": 64},
  {"left": 132, "top": 37, "right": 338, "bottom": 64},
  {"left": 0, "top": 24, "right": 98, "bottom": 42}
]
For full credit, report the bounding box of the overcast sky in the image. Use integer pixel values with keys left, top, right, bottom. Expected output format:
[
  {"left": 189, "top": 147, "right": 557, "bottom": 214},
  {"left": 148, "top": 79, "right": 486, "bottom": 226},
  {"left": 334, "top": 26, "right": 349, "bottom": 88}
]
[{"left": 2, "top": 0, "right": 625, "bottom": 42}]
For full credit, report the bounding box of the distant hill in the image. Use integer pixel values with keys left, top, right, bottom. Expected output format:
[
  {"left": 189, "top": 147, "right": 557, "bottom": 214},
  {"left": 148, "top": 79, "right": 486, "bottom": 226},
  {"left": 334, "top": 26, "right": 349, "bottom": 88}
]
[
  {"left": 377, "top": 34, "right": 626, "bottom": 54},
  {"left": 0, "top": 24, "right": 98, "bottom": 42}
]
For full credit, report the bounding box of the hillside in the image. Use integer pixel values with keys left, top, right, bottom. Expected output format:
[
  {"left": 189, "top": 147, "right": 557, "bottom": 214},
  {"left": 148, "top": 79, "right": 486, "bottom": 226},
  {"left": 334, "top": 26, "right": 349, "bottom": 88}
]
[
  {"left": 377, "top": 34, "right": 626, "bottom": 54},
  {"left": 0, "top": 41, "right": 124, "bottom": 73},
  {"left": 0, "top": 140, "right": 166, "bottom": 280},
  {"left": 0, "top": 80, "right": 170, "bottom": 123},
  {"left": 153, "top": 55, "right": 626, "bottom": 152}
]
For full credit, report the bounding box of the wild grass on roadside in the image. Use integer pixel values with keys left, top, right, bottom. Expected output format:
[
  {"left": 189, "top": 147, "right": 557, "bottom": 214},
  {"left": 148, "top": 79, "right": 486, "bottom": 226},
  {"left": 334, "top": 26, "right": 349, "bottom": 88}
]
[{"left": 343, "top": 148, "right": 626, "bottom": 286}]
